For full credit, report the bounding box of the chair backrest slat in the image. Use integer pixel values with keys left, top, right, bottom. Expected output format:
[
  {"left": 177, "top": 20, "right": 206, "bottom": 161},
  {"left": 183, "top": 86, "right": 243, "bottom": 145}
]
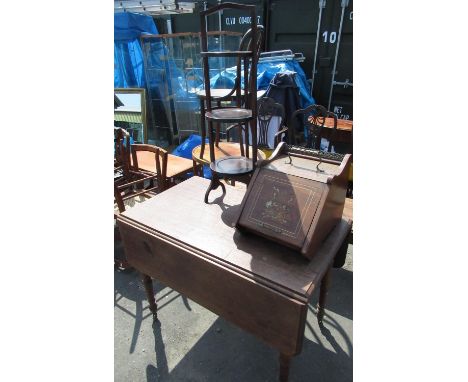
[{"left": 257, "top": 97, "right": 285, "bottom": 148}]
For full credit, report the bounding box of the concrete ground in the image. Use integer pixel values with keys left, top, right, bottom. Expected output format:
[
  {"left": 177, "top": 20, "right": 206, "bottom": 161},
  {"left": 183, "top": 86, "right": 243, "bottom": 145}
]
[{"left": 114, "top": 242, "right": 353, "bottom": 382}]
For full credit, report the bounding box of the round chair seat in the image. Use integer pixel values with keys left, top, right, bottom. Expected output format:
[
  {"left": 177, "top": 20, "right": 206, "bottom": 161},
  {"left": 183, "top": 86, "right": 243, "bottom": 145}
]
[
  {"left": 205, "top": 108, "right": 252, "bottom": 123},
  {"left": 210, "top": 156, "right": 254, "bottom": 176}
]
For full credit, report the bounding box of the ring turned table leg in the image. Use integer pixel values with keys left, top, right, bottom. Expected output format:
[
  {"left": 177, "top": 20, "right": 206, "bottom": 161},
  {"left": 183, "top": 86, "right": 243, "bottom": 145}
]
[
  {"left": 279, "top": 353, "right": 292, "bottom": 382},
  {"left": 317, "top": 267, "right": 332, "bottom": 324},
  {"left": 141, "top": 273, "right": 158, "bottom": 322}
]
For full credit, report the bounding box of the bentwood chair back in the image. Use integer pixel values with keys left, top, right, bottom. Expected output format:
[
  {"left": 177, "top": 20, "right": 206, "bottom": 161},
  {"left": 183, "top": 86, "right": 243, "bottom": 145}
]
[
  {"left": 200, "top": 2, "right": 261, "bottom": 165},
  {"left": 256, "top": 96, "right": 287, "bottom": 150},
  {"left": 196, "top": 25, "right": 264, "bottom": 161}
]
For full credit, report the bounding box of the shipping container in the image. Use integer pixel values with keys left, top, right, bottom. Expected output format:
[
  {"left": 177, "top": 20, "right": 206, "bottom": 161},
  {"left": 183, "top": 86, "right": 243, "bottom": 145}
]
[
  {"left": 266, "top": 0, "right": 353, "bottom": 120},
  {"left": 152, "top": 0, "right": 353, "bottom": 140}
]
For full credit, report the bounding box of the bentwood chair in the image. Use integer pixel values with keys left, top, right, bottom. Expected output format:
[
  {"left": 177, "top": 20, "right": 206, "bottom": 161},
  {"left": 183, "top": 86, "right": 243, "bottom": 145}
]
[
  {"left": 195, "top": 25, "right": 265, "bottom": 162},
  {"left": 198, "top": 2, "right": 264, "bottom": 202}
]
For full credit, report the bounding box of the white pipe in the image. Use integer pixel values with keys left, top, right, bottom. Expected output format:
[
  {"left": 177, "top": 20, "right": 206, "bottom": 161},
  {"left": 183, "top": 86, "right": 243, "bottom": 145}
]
[
  {"left": 327, "top": 0, "right": 348, "bottom": 111},
  {"left": 311, "top": 0, "right": 326, "bottom": 96}
]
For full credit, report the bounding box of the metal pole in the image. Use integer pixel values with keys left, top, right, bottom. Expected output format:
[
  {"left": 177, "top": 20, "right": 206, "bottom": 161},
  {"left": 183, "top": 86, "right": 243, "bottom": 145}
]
[
  {"left": 218, "top": 1, "right": 223, "bottom": 53},
  {"left": 166, "top": 16, "right": 173, "bottom": 34},
  {"left": 311, "top": 0, "right": 326, "bottom": 97},
  {"left": 327, "top": 0, "right": 348, "bottom": 111},
  {"left": 218, "top": 0, "right": 223, "bottom": 32}
]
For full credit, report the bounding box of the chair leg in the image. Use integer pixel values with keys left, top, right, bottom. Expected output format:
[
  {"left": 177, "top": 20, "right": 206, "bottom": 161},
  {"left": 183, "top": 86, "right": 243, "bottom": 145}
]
[{"left": 159, "top": 178, "right": 168, "bottom": 192}]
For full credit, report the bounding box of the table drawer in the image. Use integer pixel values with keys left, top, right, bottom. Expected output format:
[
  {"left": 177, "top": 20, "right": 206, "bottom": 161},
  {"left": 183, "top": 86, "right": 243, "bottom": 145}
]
[{"left": 118, "top": 219, "right": 307, "bottom": 355}]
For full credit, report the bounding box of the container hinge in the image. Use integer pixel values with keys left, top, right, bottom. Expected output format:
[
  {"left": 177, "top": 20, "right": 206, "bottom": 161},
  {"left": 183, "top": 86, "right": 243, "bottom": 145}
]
[{"left": 319, "top": 0, "right": 326, "bottom": 8}]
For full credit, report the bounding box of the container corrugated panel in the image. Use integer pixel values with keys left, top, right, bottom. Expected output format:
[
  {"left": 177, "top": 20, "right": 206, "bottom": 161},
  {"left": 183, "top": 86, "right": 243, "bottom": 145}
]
[
  {"left": 170, "top": 1, "right": 266, "bottom": 48},
  {"left": 170, "top": 1, "right": 264, "bottom": 33},
  {"left": 267, "top": 0, "right": 353, "bottom": 121},
  {"left": 218, "top": 0, "right": 265, "bottom": 35}
]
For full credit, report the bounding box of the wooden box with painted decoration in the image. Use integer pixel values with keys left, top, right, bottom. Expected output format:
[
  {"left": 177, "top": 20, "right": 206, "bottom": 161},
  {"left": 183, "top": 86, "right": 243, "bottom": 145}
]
[{"left": 235, "top": 142, "right": 351, "bottom": 260}]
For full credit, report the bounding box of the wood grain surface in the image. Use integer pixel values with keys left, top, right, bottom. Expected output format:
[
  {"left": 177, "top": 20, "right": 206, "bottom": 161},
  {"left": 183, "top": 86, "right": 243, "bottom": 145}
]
[
  {"left": 119, "top": 177, "right": 352, "bottom": 302},
  {"left": 118, "top": 219, "right": 307, "bottom": 355}
]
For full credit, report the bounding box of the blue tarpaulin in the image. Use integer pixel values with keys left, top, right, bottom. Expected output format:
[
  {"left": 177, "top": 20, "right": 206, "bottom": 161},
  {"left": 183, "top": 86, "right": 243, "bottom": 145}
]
[
  {"left": 165, "top": 58, "right": 315, "bottom": 124},
  {"left": 114, "top": 13, "right": 158, "bottom": 88},
  {"left": 207, "top": 59, "right": 315, "bottom": 108},
  {"left": 171, "top": 134, "right": 212, "bottom": 179}
]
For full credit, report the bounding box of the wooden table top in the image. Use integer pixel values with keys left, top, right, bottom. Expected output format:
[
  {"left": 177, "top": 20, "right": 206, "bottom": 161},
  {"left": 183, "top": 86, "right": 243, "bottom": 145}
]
[
  {"left": 192, "top": 142, "right": 266, "bottom": 166},
  {"left": 119, "top": 176, "right": 352, "bottom": 303},
  {"left": 131, "top": 151, "right": 193, "bottom": 178}
]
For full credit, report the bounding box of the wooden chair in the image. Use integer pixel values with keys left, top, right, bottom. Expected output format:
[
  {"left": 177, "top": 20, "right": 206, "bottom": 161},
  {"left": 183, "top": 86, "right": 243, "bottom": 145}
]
[
  {"left": 256, "top": 97, "right": 287, "bottom": 150},
  {"left": 130, "top": 143, "right": 193, "bottom": 192},
  {"left": 114, "top": 143, "right": 193, "bottom": 269},
  {"left": 228, "top": 96, "right": 287, "bottom": 157},
  {"left": 114, "top": 175, "right": 159, "bottom": 270},
  {"left": 290, "top": 104, "right": 337, "bottom": 151},
  {"left": 114, "top": 133, "right": 160, "bottom": 270},
  {"left": 290, "top": 106, "right": 354, "bottom": 198},
  {"left": 114, "top": 130, "right": 160, "bottom": 211}
]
